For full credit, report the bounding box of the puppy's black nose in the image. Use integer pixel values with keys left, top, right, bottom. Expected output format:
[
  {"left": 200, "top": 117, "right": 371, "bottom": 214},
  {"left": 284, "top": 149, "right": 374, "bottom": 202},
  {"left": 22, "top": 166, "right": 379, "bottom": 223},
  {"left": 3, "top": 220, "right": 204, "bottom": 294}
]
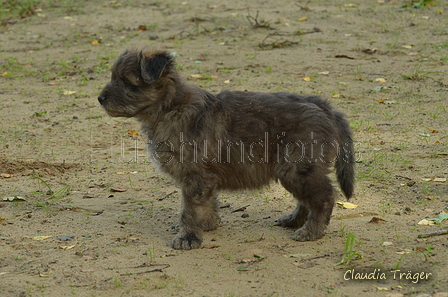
[{"left": 98, "top": 95, "right": 106, "bottom": 104}]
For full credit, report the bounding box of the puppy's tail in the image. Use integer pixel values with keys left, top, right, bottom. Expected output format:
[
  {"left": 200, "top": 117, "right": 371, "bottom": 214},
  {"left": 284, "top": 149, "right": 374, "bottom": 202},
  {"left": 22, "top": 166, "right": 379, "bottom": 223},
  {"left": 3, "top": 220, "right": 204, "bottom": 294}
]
[{"left": 334, "top": 110, "right": 355, "bottom": 199}]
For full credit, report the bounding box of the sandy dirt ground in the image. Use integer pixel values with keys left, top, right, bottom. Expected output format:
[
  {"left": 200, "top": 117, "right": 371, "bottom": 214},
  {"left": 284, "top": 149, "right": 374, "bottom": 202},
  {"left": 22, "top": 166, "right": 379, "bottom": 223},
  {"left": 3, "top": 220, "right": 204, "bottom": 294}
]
[{"left": 1, "top": 0, "right": 448, "bottom": 296}]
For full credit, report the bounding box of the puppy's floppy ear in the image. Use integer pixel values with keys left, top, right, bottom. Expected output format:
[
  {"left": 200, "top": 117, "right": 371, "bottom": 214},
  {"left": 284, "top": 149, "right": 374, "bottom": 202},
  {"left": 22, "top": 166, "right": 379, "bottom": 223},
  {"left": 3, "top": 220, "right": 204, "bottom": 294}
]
[{"left": 140, "top": 51, "right": 173, "bottom": 84}]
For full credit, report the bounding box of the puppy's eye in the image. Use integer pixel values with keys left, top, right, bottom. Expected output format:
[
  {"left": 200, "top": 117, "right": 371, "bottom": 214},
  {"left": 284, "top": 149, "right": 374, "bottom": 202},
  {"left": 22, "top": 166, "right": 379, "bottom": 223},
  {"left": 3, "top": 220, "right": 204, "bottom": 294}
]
[
  {"left": 122, "top": 77, "right": 141, "bottom": 92},
  {"left": 122, "top": 77, "right": 132, "bottom": 86}
]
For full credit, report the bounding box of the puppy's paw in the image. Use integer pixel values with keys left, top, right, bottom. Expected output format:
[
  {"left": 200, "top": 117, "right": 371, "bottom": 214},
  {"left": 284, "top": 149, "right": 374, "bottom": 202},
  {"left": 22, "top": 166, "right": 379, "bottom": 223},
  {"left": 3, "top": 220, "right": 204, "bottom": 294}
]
[
  {"left": 274, "top": 213, "right": 302, "bottom": 228},
  {"left": 292, "top": 227, "right": 323, "bottom": 242},
  {"left": 171, "top": 231, "right": 202, "bottom": 250}
]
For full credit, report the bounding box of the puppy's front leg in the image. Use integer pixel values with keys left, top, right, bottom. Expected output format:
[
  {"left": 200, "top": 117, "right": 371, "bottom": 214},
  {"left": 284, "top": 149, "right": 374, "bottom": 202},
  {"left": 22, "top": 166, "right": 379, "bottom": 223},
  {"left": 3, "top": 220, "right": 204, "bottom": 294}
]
[{"left": 171, "top": 177, "right": 220, "bottom": 250}]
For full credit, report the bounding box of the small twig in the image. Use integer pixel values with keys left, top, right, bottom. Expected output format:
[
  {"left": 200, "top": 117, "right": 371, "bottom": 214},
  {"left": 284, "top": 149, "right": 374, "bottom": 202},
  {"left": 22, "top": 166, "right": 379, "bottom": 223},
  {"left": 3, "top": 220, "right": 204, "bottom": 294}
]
[
  {"left": 246, "top": 9, "right": 272, "bottom": 29},
  {"left": 395, "top": 175, "right": 413, "bottom": 180},
  {"left": 119, "top": 264, "right": 170, "bottom": 276},
  {"left": 300, "top": 254, "right": 329, "bottom": 261},
  {"left": 418, "top": 230, "right": 448, "bottom": 238},
  {"left": 231, "top": 204, "right": 250, "bottom": 213},
  {"left": 259, "top": 31, "right": 301, "bottom": 49},
  {"left": 261, "top": 31, "right": 292, "bottom": 44},
  {"left": 295, "top": 27, "right": 321, "bottom": 35},
  {"left": 158, "top": 190, "right": 178, "bottom": 201},
  {"left": 335, "top": 54, "right": 355, "bottom": 60}
]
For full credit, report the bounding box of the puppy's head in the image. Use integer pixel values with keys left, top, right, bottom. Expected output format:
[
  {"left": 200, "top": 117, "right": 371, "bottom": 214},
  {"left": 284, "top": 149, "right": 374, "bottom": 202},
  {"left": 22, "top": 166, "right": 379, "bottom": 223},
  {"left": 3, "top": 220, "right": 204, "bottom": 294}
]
[{"left": 98, "top": 49, "right": 176, "bottom": 117}]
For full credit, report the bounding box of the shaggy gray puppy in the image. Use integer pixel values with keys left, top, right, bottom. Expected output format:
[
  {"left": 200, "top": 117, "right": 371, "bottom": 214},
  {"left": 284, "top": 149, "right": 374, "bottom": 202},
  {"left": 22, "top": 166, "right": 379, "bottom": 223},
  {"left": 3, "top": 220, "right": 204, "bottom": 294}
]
[{"left": 98, "top": 49, "right": 355, "bottom": 250}]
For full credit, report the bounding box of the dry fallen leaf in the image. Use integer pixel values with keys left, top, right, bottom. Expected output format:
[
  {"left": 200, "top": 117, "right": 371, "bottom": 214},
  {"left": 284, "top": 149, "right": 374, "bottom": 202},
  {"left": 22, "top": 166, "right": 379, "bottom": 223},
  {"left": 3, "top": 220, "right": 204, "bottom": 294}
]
[
  {"left": 224, "top": 80, "right": 230, "bottom": 84},
  {"left": 59, "top": 245, "right": 76, "bottom": 250},
  {"left": 382, "top": 241, "right": 393, "bottom": 246},
  {"left": 1, "top": 173, "right": 12, "bottom": 178},
  {"left": 202, "top": 244, "right": 219, "bottom": 249},
  {"left": 336, "top": 201, "right": 358, "bottom": 209},
  {"left": 375, "top": 78, "right": 386, "bottom": 83},
  {"left": 396, "top": 249, "right": 412, "bottom": 255},
  {"left": 421, "top": 177, "right": 446, "bottom": 183},
  {"left": 303, "top": 77, "right": 311, "bottom": 82},
  {"left": 297, "top": 16, "right": 308, "bottom": 22},
  {"left": 362, "top": 48, "right": 377, "bottom": 54},
  {"left": 433, "top": 177, "right": 446, "bottom": 183},
  {"left": 418, "top": 219, "right": 435, "bottom": 226},
  {"left": 369, "top": 217, "right": 386, "bottom": 223},
  {"left": 381, "top": 99, "right": 397, "bottom": 105},
  {"left": 91, "top": 40, "right": 100, "bottom": 45},
  {"left": 58, "top": 243, "right": 77, "bottom": 250},
  {"left": 116, "top": 171, "right": 138, "bottom": 175},
  {"left": 110, "top": 187, "right": 127, "bottom": 192},
  {"left": 1, "top": 72, "right": 8, "bottom": 77},
  {"left": 128, "top": 129, "right": 139, "bottom": 136},
  {"left": 3, "top": 196, "right": 26, "bottom": 201},
  {"left": 402, "top": 45, "right": 413, "bottom": 49},
  {"left": 63, "top": 90, "right": 77, "bottom": 96}
]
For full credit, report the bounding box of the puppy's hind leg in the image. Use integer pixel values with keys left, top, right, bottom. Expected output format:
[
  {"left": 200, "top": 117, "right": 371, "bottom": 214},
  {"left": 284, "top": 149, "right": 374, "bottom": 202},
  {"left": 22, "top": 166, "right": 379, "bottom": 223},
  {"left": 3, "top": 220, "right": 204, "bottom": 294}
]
[
  {"left": 274, "top": 200, "right": 308, "bottom": 228},
  {"left": 172, "top": 175, "right": 220, "bottom": 250},
  {"left": 278, "top": 164, "right": 335, "bottom": 241}
]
